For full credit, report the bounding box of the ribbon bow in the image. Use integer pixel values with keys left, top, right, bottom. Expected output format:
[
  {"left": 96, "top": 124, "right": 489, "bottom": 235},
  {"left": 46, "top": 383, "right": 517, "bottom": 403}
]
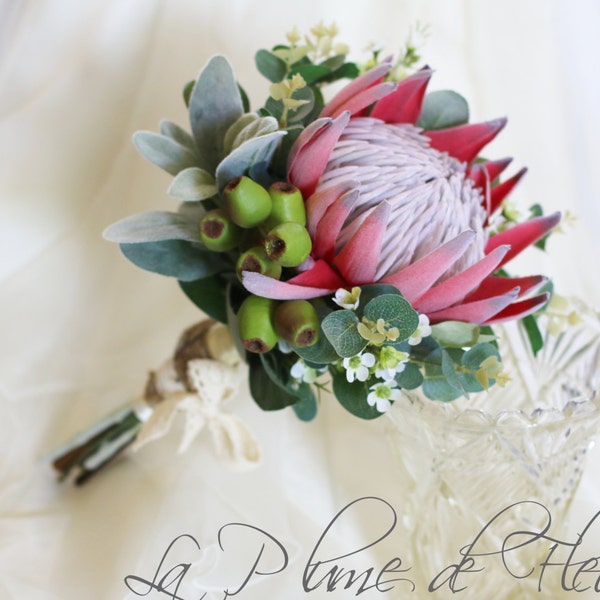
[{"left": 132, "top": 358, "right": 261, "bottom": 470}]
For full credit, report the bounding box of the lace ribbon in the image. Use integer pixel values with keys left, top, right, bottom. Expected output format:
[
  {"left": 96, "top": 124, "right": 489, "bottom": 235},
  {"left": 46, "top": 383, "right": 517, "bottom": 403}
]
[{"left": 132, "top": 358, "right": 261, "bottom": 470}]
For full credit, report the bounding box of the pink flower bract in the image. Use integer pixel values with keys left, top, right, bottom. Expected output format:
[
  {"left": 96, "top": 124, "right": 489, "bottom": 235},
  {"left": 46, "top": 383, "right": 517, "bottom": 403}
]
[{"left": 243, "top": 61, "right": 560, "bottom": 325}]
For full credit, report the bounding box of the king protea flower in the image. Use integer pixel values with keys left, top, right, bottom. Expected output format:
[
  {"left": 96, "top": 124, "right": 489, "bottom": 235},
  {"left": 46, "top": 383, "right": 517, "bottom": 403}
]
[{"left": 243, "top": 61, "right": 560, "bottom": 324}]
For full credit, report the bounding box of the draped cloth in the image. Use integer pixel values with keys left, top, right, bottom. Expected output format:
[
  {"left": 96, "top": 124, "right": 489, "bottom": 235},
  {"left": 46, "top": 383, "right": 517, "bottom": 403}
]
[{"left": 1, "top": 1, "right": 599, "bottom": 597}]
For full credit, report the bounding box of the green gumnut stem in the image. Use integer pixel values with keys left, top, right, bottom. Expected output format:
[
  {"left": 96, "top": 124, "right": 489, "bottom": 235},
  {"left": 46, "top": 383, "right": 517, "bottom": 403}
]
[
  {"left": 223, "top": 176, "right": 272, "bottom": 228},
  {"left": 262, "top": 182, "right": 306, "bottom": 231},
  {"left": 238, "top": 294, "right": 279, "bottom": 354},
  {"left": 199, "top": 208, "right": 241, "bottom": 251},
  {"left": 236, "top": 246, "right": 282, "bottom": 281},
  {"left": 274, "top": 300, "right": 320, "bottom": 348},
  {"left": 264, "top": 222, "right": 312, "bottom": 267}
]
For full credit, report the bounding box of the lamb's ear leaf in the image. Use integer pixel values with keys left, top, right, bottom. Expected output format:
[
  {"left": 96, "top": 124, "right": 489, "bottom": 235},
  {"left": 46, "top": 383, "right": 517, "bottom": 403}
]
[
  {"left": 189, "top": 55, "right": 244, "bottom": 173},
  {"left": 133, "top": 131, "right": 198, "bottom": 176}
]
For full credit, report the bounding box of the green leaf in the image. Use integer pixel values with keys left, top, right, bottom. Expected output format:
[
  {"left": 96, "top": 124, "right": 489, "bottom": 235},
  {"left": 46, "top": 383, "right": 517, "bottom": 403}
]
[
  {"left": 431, "top": 321, "right": 480, "bottom": 348},
  {"left": 521, "top": 314, "right": 544, "bottom": 356},
  {"left": 215, "top": 130, "right": 286, "bottom": 190},
  {"left": 167, "top": 167, "right": 218, "bottom": 202},
  {"left": 120, "top": 240, "right": 228, "bottom": 281},
  {"left": 133, "top": 131, "right": 198, "bottom": 176},
  {"left": 394, "top": 362, "right": 423, "bottom": 390},
  {"left": 462, "top": 342, "right": 501, "bottom": 370},
  {"left": 238, "top": 84, "right": 250, "bottom": 113},
  {"left": 417, "top": 90, "right": 469, "bottom": 131},
  {"left": 248, "top": 354, "right": 298, "bottom": 411},
  {"left": 179, "top": 276, "right": 228, "bottom": 323},
  {"left": 363, "top": 294, "right": 419, "bottom": 341},
  {"left": 287, "top": 86, "right": 315, "bottom": 124},
  {"left": 189, "top": 55, "right": 244, "bottom": 173},
  {"left": 159, "top": 120, "right": 198, "bottom": 157},
  {"left": 319, "top": 54, "right": 346, "bottom": 71},
  {"left": 422, "top": 375, "right": 463, "bottom": 402},
  {"left": 441, "top": 349, "right": 468, "bottom": 396},
  {"left": 289, "top": 64, "right": 331, "bottom": 85},
  {"left": 255, "top": 49, "right": 288, "bottom": 83},
  {"left": 356, "top": 284, "right": 401, "bottom": 318},
  {"left": 103, "top": 211, "right": 201, "bottom": 244},
  {"left": 325, "top": 62, "right": 360, "bottom": 82},
  {"left": 321, "top": 310, "right": 367, "bottom": 358},
  {"left": 292, "top": 386, "right": 318, "bottom": 421},
  {"left": 331, "top": 368, "right": 381, "bottom": 420},
  {"left": 183, "top": 80, "right": 194, "bottom": 107}
]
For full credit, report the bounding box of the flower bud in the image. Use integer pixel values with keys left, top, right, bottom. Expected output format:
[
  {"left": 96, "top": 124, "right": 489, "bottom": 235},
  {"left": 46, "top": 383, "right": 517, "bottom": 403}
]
[
  {"left": 199, "top": 208, "right": 241, "bottom": 251},
  {"left": 236, "top": 246, "right": 282, "bottom": 281},
  {"left": 238, "top": 294, "right": 279, "bottom": 353},
  {"left": 262, "top": 182, "right": 306, "bottom": 231},
  {"left": 264, "top": 222, "right": 312, "bottom": 267},
  {"left": 223, "top": 176, "right": 272, "bottom": 228},
  {"left": 274, "top": 300, "right": 320, "bottom": 348}
]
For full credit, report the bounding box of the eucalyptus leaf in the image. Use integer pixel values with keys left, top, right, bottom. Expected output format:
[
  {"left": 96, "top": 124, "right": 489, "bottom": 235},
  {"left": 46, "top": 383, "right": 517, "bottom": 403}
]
[
  {"left": 255, "top": 49, "right": 288, "bottom": 83},
  {"left": 363, "top": 294, "right": 419, "bottom": 342},
  {"left": 319, "top": 54, "right": 346, "bottom": 71},
  {"left": 287, "top": 86, "right": 315, "bottom": 125},
  {"left": 179, "top": 276, "right": 228, "bottom": 323},
  {"left": 292, "top": 308, "right": 339, "bottom": 365},
  {"left": 321, "top": 310, "right": 367, "bottom": 358},
  {"left": 394, "top": 362, "right": 423, "bottom": 390},
  {"left": 133, "top": 131, "right": 199, "bottom": 176},
  {"left": 462, "top": 342, "right": 501, "bottom": 370},
  {"left": 167, "top": 167, "right": 218, "bottom": 202},
  {"left": 159, "top": 120, "right": 198, "bottom": 157},
  {"left": 292, "top": 386, "right": 318, "bottom": 421},
  {"left": 431, "top": 321, "right": 480, "bottom": 348},
  {"left": 215, "top": 130, "right": 286, "bottom": 190},
  {"left": 120, "top": 240, "right": 227, "bottom": 281},
  {"left": 417, "top": 90, "right": 469, "bottom": 131},
  {"left": 331, "top": 369, "right": 381, "bottom": 420},
  {"left": 103, "top": 211, "right": 201, "bottom": 244},
  {"left": 189, "top": 55, "right": 244, "bottom": 173},
  {"left": 356, "top": 284, "right": 401, "bottom": 318},
  {"left": 289, "top": 64, "right": 331, "bottom": 85},
  {"left": 522, "top": 314, "right": 543, "bottom": 357}
]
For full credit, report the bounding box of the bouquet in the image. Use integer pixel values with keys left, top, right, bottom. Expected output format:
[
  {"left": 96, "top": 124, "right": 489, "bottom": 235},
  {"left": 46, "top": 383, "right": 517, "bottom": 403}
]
[{"left": 51, "top": 24, "right": 564, "bottom": 483}]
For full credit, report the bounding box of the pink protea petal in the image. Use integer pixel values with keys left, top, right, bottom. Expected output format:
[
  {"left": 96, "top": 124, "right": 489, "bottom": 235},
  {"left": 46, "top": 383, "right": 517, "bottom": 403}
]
[
  {"left": 426, "top": 118, "right": 507, "bottom": 165},
  {"left": 287, "top": 112, "right": 351, "bottom": 198},
  {"left": 483, "top": 293, "right": 550, "bottom": 324},
  {"left": 320, "top": 61, "right": 393, "bottom": 119},
  {"left": 326, "top": 81, "right": 397, "bottom": 119},
  {"left": 468, "top": 163, "right": 492, "bottom": 215},
  {"left": 370, "top": 67, "right": 433, "bottom": 124},
  {"left": 413, "top": 245, "right": 510, "bottom": 313},
  {"left": 242, "top": 260, "right": 346, "bottom": 300},
  {"left": 466, "top": 275, "right": 547, "bottom": 302},
  {"left": 313, "top": 189, "right": 360, "bottom": 262},
  {"left": 382, "top": 231, "right": 475, "bottom": 304},
  {"left": 486, "top": 212, "right": 561, "bottom": 268},
  {"left": 427, "top": 288, "right": 520, "bottom": 325},
  {"left": 468, "top": 157, "right": 513, "bottom": 184},
  {"left": 306, "top": 180, "right": 358, "bottom": 238},
  {"left": 489, "top": 167, "right": 528, "bottom": 215},
  {"left": 333, "top": 202, "right": 391, "bottom": 285}
]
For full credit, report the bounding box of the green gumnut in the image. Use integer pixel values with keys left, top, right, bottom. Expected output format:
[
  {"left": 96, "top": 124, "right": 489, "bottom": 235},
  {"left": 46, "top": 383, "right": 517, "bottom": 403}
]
[
  {"left": 236, "top": 246, "right": 282, "bottom": 281},
  {"left": 274, "top": 300, "right": 320, "bottom": 348},
  {"left": 223, "top": 176, "right": 272, "bottom": 228},
  {"left": 238, "top": 294, "right": 279, "bottom": 354},
  {"left": 264, "top": 222, "right": 312, "bottom": 267},
  {"left": 199, "top": 208, "right": 241, "bottom": 251},
  {"left": 262, "top": 182, "right": 306, "bottom": 231}
]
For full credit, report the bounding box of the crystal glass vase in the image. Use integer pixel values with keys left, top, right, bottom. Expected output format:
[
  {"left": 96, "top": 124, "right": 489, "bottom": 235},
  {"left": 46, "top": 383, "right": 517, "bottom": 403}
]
[{"left": 386, "top": 302, "right": 600, "bottom": 599}]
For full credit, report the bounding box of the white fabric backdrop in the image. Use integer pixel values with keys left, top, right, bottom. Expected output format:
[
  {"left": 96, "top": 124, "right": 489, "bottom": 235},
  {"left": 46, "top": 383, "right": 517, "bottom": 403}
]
[{"left": 1, "top": 1, "right": 599, "bottom": 598}]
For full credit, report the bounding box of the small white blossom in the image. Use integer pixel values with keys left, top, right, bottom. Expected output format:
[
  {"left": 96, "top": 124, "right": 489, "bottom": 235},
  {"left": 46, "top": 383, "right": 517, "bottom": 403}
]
[
  {"left": 408, "top": 314, "right": 432, "bottom": 346},
  {"left": 342, "top": 352, "right": 375, "bottom": 383},
  {"left": 333, "top": 287, "right": 361, "bottom": 310},
  {"left": 277, "top": 339, "right": 294, "bottom": 354},
  {"left": 367, "top": 381, "right": 401, "bottom": 413},
  {"left": 290, "top": 359, "right": 325, "bottom": 384}
]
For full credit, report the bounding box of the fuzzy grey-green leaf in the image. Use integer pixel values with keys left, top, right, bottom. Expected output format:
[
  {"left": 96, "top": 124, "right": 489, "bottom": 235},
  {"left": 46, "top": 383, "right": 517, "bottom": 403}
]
[
  {"left": 167, "top": 167, "right": 218, "bottom": 201},
  {"left": 189, "top": 55, "right": 244, "bottom": 173},
  {"left": 215, "top": 130, "right": 286, "bottom": 190},
  {"left": 133, "top": 131, "right": 199, "bottom": 176},
  {"left": 227, "top": 116, "right": 279, "bottom": 154},
  {"left": 103, "top": 211, "right": 201, "bottom": 244},
  {"left": 159, "top": 120, "right": 198, "bottom": 157}
]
